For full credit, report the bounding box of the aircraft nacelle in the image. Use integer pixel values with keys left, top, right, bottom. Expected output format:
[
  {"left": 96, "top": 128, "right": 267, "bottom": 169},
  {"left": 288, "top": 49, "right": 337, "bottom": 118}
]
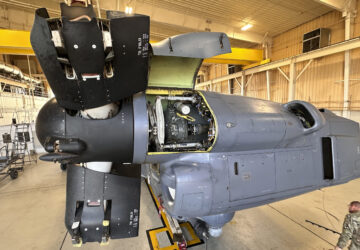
[{"left": 36, "top": 89, "right": 360, "bottom": 240}]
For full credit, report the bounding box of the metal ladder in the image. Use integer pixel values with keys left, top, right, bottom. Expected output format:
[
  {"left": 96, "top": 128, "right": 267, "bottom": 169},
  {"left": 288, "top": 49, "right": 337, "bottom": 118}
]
[{"left": 10, "top": 111, "right": 37, "bottom": 165}]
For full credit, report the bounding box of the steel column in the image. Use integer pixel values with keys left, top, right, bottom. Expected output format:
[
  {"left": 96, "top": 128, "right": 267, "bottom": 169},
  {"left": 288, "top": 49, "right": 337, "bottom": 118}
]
[
  {"left": 266, "top": 70, "right": 271, "bottom": 100},
  {"left": 288, "top": 61, "right": 296, "bottom": 102},
  {"left": 343, "top": 13, "right": 351, "bottom": 118},
  {"left": 96, "top": 0, "right": 101, "bottom": 18},
  {"left": 241, "top": 73, "right": 245, "bottom": 96}
]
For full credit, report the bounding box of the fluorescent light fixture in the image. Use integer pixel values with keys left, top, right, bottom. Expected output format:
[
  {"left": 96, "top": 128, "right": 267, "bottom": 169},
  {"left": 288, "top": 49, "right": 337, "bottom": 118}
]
[
  {"left": 241, "top": 23, "right": 253, "bottom": 31},
  {"left": 125, "top": 6, "right": 133, "bottom": 14}
]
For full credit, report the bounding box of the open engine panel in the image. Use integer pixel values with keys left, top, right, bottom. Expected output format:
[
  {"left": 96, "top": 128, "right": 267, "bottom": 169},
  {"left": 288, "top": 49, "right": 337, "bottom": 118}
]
[{"left": 146, "top": 90, "right": 216, "bottom": 152}]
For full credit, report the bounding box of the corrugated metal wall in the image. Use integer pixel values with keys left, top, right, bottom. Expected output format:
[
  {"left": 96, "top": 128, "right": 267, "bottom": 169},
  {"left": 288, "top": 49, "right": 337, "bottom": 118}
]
[
  {"left": 207, "top": 64, "right": 229, "bottom": 93},
  {"left": 271, "top": 8, "right": 346, "bottom": 109},
  {"left": 203, "top": 2, "right": 360, "bottom": 111},
  {"left": 271, "top": 11, "right": 344, "bottom": 60}
]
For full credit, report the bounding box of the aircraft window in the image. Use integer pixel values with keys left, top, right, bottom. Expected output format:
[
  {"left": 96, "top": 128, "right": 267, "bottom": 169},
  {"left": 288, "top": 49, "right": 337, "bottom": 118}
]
[
  {"left": 234, "top": 162, "right": 239, "bottom": 175},
  {"left": 322, "top": 137, "right": 334, "bottom": 180},
  {"left": 287, "top": 103, "right": 315, "bottom": 129}
]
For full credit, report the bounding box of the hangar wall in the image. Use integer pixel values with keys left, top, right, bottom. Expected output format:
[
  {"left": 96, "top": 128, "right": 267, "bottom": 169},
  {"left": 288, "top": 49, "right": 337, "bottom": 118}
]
[
  {"left": 203, "top": 2, "right": 360, "bottom": 114},
  {"left": 0, "top": 54, "right": 50, "bottom": 127},
  {"left": 0, "top": 4, "right": 51, "bottom": 128},
  {"left": 2, "top": 2, "right": 360, "bottom": 118},
  {"left": 0, "top": 2, "right": 42, "bottom": 31},
  {"left": 0, "top": 93, "right": 49, "bottom": 125},
  {"left": 268, "top": 9, "right": 350, "bottom": 109}
]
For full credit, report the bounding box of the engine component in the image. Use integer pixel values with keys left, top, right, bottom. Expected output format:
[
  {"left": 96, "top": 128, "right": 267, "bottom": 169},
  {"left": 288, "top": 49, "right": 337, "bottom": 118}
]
[
  {"left": 174, "top": 102, "right": 190, "bottom": 115},
  {"left": 36, "top": 98, "right": 134, "bottom": 163},
  {"left": 155, "top": 98, "right": 165, "bottom": 145},
  {"left": 164, "top": 102, "right": 209, "bottom": 145},
  {"left": 147, "top": 92, "right": 215, "bottom": 152}
]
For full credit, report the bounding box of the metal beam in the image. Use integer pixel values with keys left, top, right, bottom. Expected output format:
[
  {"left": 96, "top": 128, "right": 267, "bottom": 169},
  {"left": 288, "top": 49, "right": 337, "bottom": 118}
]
[
  {"left": 235, "top": 77, "right": 242, "bottom": 91},
  {"left": 277, "top": 67, "right": 289, "bottom": 82},
  {"left": 95, "top": 0, "right": 101, "bottom": 18},
  {"left": 203, "top": 59, "right": 252, "bottom": 65},
  {"left": 0, "top": 77, "right": 33, "bottom": 89},
  {"left": 343, "top": 11, "right": 352, "bottom": 118},
  {"left": 227, "top": 66, "right": 232, "bottom": 94},
  {"left": 288, "top": 61, "right": 296, "bottom": 102},
  {"left": 210, "top": 48, "right": 263, "bottom": 62},
  {"left": 245, "top": 74, "right": 254, "bottom": 88},
  {"left": 242, "top": 59, "right": 271, "bottom": 70},
  {"left": 266, "top": 70, "right": 271, "bottom": 100},
  {"left": 0, "top": 48, "right": 34, "bottom": 55},
  {"left": 196, "top": 37, "right": 360, "bottom": 88},
  {"left": 241, "top": 73, "right": 245, "bottom": 96},
  {"left": 296, "top": 59, "right": 313, "bottom": 81},
  {"left": 203, "top": 48, "right": 263, "bottom": 65},
  {"left": 0, "top": 29, "right": 34, "bottom": 55}
]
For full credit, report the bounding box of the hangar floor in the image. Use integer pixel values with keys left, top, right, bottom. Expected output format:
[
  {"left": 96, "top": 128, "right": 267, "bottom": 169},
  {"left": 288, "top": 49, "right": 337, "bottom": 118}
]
[{"left": 0, "top": 160, "right": 359, "bottom": 250}]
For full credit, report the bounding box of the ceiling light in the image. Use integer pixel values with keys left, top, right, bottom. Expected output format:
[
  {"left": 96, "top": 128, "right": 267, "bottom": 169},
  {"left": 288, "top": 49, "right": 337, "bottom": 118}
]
[
  {"left": 241, "top": 24, "right": 253, "bottom": 31},
  {"left": 125, "top": 6, "right": 133, "bottom": 14}
]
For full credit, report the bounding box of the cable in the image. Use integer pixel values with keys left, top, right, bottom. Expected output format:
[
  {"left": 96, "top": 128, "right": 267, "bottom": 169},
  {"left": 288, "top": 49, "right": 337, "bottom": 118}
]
[
  {"left": 315, "top": 207, "right": 339, "bottom": 222},
  {"left": 305, "top": 220, "right": 340, "bottom": 235},
  {"left": 267, "top": 204, "right": 335, "bottom": 247},
  {"left": 321, "top": 189, "right": 338, "bottom": 231},
  {"left": 59, "top": 231, "right": 68, "bottom": 250}
]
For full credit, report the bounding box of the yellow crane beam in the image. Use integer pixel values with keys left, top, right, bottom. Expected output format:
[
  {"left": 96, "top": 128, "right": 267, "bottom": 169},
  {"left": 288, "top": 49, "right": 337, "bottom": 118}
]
[
  {"left": 203, "top": 47, "right": 263, "bottom": 65},
  {"left": 203, "top": 58, "right": 252, "bottom": 65},
  {"left": 0, "top": 29, "right": 34, "bottom": 55},
  {"left": 242, "top": 58, "right": 271, "bottom": 69}
]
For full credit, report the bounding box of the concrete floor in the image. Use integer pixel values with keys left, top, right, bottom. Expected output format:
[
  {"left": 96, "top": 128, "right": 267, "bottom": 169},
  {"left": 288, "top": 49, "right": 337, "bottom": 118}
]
[{"left": 0, "top": 160, "right": 359, "bottom": 250}]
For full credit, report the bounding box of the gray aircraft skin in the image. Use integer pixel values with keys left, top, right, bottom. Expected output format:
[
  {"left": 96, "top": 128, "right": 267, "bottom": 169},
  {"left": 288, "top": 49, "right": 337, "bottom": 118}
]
[
  {"left": 136, "top": 90, "right": 360, "bottom": 231},
  {"left": 31, "top": 2, "right": 360, "bottom": 245}
]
